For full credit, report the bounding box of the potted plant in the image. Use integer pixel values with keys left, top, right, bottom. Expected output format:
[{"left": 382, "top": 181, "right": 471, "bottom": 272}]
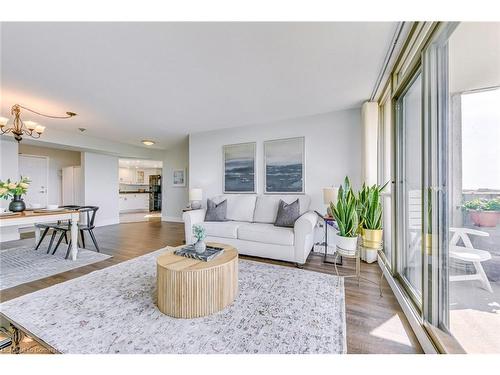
[
  {"left": 358, "top": 181, "right": 388, "bottom": 263},
  {"left": 463, "top": 198, "right": 500, "bottom": 227},
  {"left": 192, "top": 224, "right": 207, "bottom": 253},
  {"left": 330, "top": 176, "right": 359, "bottom": 254},
  {"left": 0, "top": 176, "right": 31, "bottom": 212}
]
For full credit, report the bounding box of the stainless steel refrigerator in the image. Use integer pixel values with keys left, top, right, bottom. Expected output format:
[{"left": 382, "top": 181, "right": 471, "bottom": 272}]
[{"left": 149, "top": 175, "right": 162, "bottom": 212}]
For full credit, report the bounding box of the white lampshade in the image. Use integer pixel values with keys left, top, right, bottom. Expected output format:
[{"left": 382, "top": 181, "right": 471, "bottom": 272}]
[
  {"left": 24, "top": 120, "right": 37, "bottom": 130},
  {"left": 0, "top": 117, "right": 8, "bottom": 127},
  {"left": 34, "top": 125, "right": 46, "bottom": 133},
  {"left": 189, "top": 188, "right": 203, "bottom": 201},
  {"left": 323, "top": 187, "right": 338, "bottom": 205}
]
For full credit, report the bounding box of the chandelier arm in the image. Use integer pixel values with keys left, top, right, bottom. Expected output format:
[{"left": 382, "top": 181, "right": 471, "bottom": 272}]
[
  {"left": 0, "top": 127, "right": 12, "bottom": 135},
  {"left": 16, "top": 104, "right": 76, "bottom": 119}
]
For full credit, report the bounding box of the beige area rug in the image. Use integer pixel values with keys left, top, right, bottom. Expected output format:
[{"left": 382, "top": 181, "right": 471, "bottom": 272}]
[{"left": 0, "top": 247, "right": 346, "bottom": 354}]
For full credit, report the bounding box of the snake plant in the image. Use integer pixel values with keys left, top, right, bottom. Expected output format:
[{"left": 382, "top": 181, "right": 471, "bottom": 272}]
[
  {"left": 358, "top": 181, "right": 389, "bottom": 230},
  {"left": 330, "top": 176, "right": 359, "bottom": 237}
]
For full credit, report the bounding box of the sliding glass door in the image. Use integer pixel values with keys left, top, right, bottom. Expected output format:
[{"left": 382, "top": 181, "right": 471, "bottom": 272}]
[
  {"left": 396, "top": 72, "right": 424, "bottom": 307},
  {"left": 378, "top": 89, "right": 394, "bottom": 269},
  {"left": 384, "top": 22, "right": 500, "bottom": 353},
  {"left": 432, "top": 22, "right": 500, "bottom": 353}
]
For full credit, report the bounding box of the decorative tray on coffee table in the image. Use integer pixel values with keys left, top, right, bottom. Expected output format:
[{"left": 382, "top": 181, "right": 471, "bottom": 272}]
[{"left": 174, "top": 245, "right": 224, "bottom": 262}]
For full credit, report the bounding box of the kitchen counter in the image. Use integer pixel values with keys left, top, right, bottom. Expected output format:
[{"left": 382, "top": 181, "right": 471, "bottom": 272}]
[
  {"left": 119, "top": 191, "right": 150, "bottom": 194},
  {"left": 119, "top": 192, "right": 150, "bottom": 212}
]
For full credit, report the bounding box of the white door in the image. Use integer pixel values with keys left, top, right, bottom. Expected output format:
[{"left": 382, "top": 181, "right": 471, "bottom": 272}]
[{"left": 18, "top": 155, "right": 49, "bottom": 207}]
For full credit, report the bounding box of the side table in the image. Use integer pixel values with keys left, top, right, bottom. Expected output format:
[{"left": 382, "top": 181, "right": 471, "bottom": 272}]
[
  {"left": 333, "top": 244, "right": 383, "bottom": 297},
  {"left": 182, "top": 207, "right": 198, "bottom": 213},
  {"left": 323, "top": 216, "right": 342, "bottom": 265}
]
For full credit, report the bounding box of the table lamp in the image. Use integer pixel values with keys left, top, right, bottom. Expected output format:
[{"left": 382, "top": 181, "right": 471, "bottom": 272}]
[
  {"left": 189, "top": 188, "right": 203, "bottom": 209},
  {"left": 322, "top": 187, "right": 338, "bottom": 217}
]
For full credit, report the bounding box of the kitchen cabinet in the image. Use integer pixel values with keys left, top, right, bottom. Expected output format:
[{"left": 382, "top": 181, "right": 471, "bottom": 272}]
[
  {"left": 119, "top": 193, "right": 149, "bottom": 212},
  {"left": 119, "top": 167, "right": 162, "bottom": 185},
  {"left": 119, "top": 167, "right": 133, "bottom": 184}
]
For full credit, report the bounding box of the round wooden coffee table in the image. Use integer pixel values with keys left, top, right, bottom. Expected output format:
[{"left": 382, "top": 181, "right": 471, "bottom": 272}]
[{"left": 156, "top": 243, "right": 238, "bottom": 318}]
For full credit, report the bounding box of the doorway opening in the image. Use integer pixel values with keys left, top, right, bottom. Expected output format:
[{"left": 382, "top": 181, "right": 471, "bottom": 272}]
[{"left": 118, "top": 158, "right": 163, "bottom": 223}]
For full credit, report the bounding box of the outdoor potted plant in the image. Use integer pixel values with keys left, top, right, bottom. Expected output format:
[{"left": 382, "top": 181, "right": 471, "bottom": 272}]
[
  {"left": 463, "top": 198, "right": 500, "bottom": 227},
  {"left": 330, "top": 176, "right": 359, "bottom": 254},
  {"left": 192, "top": 224, "right": 207, "bottom": 253},
  {"left": 0, "top": 176, "right": 31, "bottom": 212},
  {"left": 358, "top": 181, "right": 388, "bottom": 263}
]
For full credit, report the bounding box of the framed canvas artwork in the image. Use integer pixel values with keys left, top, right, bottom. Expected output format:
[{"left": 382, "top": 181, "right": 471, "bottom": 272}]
[
  {"left": 223, "top": 142, "right": 256, "bottom": 193},
  {"left": 172, "top": 168, "right": 186, "bottom": 187},
  {"left": 264, "top": 137, "right": 305, "bottom": 194}
]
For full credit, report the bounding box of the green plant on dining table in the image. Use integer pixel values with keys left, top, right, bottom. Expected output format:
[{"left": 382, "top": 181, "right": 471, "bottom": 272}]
[
  {"left": 330, "top": 176, "right": 358, "bottom": 238},
  {"left": 0, "top": 176, "right": 31, "bottom": 199}
]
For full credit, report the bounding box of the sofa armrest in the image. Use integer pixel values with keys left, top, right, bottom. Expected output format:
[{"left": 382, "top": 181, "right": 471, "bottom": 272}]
[
  {"left": 182, "top": 209, "right": 206, "bottom": 245},
  {"left": 294, "top": 211, "right": 318, "bottom": 264}
]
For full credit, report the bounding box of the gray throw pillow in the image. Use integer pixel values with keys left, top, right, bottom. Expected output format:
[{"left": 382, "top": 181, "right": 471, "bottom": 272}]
[
  {"left": 274, "top": 199, "right": 300, "bottom": 228},
  {"left": 205, "top": 199, "right": 227, "bottom": 222}
]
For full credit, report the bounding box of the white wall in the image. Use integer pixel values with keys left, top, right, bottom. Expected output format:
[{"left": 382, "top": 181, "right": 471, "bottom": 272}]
[
  {"left": 82, "top": 152, "right": 119, "bottom": 227},
  {"left": 0, "top": 139, "right": 19, "bottom": 209},
  {"left": 0, "top": 139, "right": 20, "bottom": 240},
  {"left": 189, "top": 108, "right": 362, "bottom": 213},
  {"left": 162, "top": 138, "right": 189, "bottom": 222},
  {"left": 18, "top": 144, "right": 81, "bottom": 205}
]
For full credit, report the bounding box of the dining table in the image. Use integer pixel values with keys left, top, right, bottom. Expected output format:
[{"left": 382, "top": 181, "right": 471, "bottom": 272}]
[{"left": 0, "top": 209, "right": 80, "bottom": 260}]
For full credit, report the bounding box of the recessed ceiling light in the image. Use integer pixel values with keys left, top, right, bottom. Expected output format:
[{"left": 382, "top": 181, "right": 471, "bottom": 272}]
[{"left": 142, "top": 140, "right": 155, "bottom": 146}]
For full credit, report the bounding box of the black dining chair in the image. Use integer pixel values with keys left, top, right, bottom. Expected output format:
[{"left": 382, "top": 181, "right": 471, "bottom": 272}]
[
  {"left": 50, "top": 206, "right": 100, "bottom": 258},
  {"left": 34, "top": 205, "right": 82, "bottom": 254}
]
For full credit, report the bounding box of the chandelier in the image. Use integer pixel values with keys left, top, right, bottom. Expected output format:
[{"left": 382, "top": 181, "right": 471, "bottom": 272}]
[{"left": 0, "top": 104, "right": 77, "bottom": 143}]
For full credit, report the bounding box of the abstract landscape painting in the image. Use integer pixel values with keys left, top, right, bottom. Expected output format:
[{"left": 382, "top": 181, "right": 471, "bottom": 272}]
[
  {"left": 223, "top": 142, "right": 256, "bottom": 193},
  {"left": 264, "top": 137, "right": 304, "bottom": 193}
]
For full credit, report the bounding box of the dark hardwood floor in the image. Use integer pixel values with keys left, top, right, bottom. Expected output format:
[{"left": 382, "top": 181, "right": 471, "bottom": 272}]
[{"left": 0, "top": 221, "right": 422, "bottom": 354}]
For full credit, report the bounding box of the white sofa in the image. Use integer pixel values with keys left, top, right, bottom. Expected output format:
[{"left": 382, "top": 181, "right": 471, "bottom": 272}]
[{"left": 182, "top": 194, "right": 318, "bottom": 265}]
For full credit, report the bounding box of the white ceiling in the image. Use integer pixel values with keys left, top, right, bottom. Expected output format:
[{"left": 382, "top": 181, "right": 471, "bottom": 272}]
[
  {"left": 449, "top": 22, "right": 500, "bottom": 93},
  {"left": 1, "top": 22, "right": 397, "bottom": 150}
]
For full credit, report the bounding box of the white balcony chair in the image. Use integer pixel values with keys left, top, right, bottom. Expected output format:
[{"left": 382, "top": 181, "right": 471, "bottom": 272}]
[
  {"left": 449, "top": 227, "right": 493, "bottom": 293},
  {"left": 407, "top": 190, "right": 493, "bottom": 293}
]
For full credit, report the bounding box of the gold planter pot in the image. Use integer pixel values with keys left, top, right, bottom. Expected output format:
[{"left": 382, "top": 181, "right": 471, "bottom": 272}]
[
  {"left": 425, "top": 233, "right": 432, "bottom": 255},
  {"left": 361, "top": 228, "right": 383, "bottom": 249}
]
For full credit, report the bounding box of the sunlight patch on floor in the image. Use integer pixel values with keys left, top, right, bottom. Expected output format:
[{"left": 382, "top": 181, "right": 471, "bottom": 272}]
[
  {"left": 119, "top": 211, "right": 161, "bottom": 223},
  {"left": 369, "top": 314, "right": 413, "bottom": 347}
]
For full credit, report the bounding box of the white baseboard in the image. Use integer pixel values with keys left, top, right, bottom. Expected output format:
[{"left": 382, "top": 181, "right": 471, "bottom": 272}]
[
  {"left": 162, "top": 216, "right": 183, "bottom": 223},
  {"left": 95, "top": 218, "right": 120, "bottom": 227}
]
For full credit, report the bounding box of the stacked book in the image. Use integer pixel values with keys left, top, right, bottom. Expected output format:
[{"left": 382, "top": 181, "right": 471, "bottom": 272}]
[{"left": 174, "top": 245, "right": 224, "bottom": 262}]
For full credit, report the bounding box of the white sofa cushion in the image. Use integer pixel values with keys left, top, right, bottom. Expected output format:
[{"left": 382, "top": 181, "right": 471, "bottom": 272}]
[
  {"left": 201, "top": 221, "right": 246, "bottom": 239},
  {"left": 253, "top": 195, "right": 311, "bottom": 223},
  {"left": 237, "top": 223, "right": 294, "bottom": 246},
  {"left": 211, "top": 195, "right": 257, "bottom": 222}
]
